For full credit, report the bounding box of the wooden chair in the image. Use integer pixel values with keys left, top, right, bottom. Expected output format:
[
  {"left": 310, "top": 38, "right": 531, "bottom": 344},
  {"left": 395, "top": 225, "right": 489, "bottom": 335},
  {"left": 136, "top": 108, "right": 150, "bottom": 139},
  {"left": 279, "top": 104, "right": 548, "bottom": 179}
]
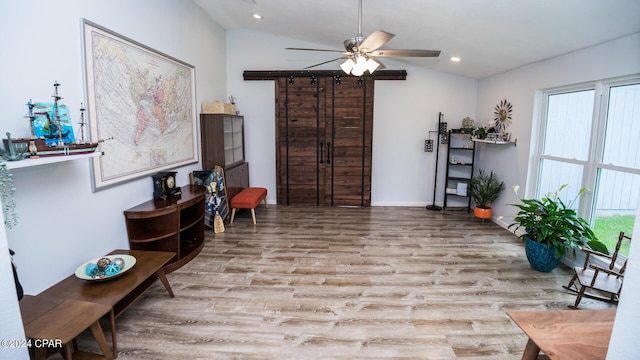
[{"left": 563, "top": 231, "right": 631, "bottom": 309}]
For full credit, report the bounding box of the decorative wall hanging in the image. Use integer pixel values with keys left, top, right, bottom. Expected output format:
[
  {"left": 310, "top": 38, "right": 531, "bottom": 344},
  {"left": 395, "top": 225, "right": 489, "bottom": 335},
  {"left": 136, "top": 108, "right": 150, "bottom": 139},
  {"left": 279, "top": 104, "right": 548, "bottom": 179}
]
[
  {"left": 82, "top": 19, "right": 198, "bottom": 191},
  {"left": 493, "top": 98, "right": 513, "bottom": 134},
  {"left": 439, "top": 120, "right": 449, "bottom": 144},
  {"left": 424, "top": 139, "right": 434, "bottom": 152}
]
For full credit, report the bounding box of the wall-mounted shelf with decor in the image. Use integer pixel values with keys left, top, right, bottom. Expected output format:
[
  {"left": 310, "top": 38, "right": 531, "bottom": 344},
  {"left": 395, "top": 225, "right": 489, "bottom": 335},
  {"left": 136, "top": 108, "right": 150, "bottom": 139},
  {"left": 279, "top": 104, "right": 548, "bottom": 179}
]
[
  {"left": 5, "top": 151, "right": 103, "bottom": 170},
  {"left": 472, "top": 138, "right": 517, "bottom": 146}
]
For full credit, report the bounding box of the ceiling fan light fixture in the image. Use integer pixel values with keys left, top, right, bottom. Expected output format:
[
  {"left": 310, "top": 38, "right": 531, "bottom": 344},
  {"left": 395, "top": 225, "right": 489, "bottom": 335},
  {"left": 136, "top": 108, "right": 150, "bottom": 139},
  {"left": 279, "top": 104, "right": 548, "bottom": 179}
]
[
  {"left": 349, "top": 55, "right": 367, "bottom": 76},
  {"left": 340, "top": 58, "right": 356, "bottom": 74},
  {"left": 340, "top": 55, "right": 379, "bottom": 76},
  {"left": 366, "top": 57, "right": 380, "bottom": 73},
  {"left": 351, "top": 66, "right": 365, "bottom": 77}
]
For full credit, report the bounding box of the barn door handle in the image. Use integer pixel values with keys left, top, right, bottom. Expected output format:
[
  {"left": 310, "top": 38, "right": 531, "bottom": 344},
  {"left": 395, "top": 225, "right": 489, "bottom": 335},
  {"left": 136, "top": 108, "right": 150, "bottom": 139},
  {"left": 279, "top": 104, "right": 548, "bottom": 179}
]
[
  {"left": 326, "top": 142, "right": 331, "bottom": 164},
  {"left": 319, "top": 141, "right": 324, "bottom": 164}
]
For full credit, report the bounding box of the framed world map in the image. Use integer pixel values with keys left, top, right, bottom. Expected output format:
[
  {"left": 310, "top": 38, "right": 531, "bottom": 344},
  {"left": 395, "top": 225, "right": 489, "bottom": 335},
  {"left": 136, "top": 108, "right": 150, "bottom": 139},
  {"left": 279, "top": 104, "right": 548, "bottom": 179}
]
[{"left": 82, "top": 19, "right": 198, "bottom": 191}]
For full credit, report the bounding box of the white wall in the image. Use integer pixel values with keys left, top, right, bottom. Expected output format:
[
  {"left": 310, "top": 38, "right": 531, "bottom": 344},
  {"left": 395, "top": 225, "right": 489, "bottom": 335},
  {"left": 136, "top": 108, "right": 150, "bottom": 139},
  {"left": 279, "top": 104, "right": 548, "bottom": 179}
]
[
  {"left": 225, "top": 29, "right": 479, "bottom": 206},
  {"left": 608, "top": 201, "right": 640, "bottom": 358},
  {"left": 373, "top": 71, "right": 477, "bottom": 206},
  {"left": 0, "top": 0, "right": 226, "bottom": 298}
]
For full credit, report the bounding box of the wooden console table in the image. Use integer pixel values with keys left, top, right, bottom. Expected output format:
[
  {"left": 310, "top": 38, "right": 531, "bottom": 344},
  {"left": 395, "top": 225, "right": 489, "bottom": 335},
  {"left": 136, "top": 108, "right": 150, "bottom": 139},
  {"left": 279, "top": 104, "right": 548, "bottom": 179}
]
[
  {"left": 37, "top": 249, "right": 175, "bottom": 357},
  {"left": 124, "top": 184, "right": 205, "bottom": 273},
  {"left": 507, "top": 308, "right": 615, "bottom": 359}
]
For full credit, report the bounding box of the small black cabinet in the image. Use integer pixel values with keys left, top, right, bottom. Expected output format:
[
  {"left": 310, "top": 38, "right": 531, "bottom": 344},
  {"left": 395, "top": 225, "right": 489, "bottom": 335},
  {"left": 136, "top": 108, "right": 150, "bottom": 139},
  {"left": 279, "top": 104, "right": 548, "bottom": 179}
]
[{"left": 443, "top": 129, "right": 476, "bottom": 212}]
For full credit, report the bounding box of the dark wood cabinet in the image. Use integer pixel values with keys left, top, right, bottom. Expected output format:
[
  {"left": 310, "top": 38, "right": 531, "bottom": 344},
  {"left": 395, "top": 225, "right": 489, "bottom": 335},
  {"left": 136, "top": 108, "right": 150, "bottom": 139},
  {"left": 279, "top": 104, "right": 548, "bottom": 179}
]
[
  {"left": 224, "top": 161, "right": 249, "bottom": 201},
  {"left": 200, "top": 114, "right": 249, "bottom": 200},
  {"left": 200, "top": 114, "right": 245, "bottom": 170},
  {"left": 123, "top": 185, "right": 205, "bottom": 273},
  {"left": 275, "top": 75, "right": 373, "bottom": 206}
]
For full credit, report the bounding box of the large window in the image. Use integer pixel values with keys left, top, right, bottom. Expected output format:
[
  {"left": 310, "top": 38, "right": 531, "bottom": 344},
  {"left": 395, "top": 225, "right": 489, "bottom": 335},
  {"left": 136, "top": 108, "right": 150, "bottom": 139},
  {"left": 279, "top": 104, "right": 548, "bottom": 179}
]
[{"left": 535, "top": 77, "right": 640, "bottom": 255}]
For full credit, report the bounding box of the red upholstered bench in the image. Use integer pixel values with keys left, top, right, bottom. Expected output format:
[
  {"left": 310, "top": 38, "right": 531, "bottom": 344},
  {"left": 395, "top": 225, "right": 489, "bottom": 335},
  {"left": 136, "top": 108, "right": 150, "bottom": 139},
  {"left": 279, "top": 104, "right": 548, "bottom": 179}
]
[{"left": 230, "top": 187, "right": 268, "bottom": 224}]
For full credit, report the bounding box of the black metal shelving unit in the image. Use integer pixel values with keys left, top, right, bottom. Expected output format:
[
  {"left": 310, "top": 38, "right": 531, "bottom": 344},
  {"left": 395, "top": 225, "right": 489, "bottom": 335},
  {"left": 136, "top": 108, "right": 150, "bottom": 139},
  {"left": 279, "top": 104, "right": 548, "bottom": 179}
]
[{"left": 443, "top": 129, "right": 476, "bottom": 212}]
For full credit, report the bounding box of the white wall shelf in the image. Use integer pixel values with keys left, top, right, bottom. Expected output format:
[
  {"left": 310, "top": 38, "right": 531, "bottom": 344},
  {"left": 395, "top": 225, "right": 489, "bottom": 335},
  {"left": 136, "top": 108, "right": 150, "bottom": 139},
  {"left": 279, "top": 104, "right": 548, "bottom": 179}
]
[
  {"left": 472, "top": 138, "right": 517, "bottom": 147},
  {"left": 4, "top": 151, "right": 103, "bottom": 170}
]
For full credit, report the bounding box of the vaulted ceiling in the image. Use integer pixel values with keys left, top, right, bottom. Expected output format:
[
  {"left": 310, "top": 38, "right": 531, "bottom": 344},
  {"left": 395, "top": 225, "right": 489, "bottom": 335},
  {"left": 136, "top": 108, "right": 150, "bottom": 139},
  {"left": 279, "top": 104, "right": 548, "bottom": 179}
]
[{"left": 194, "top": 0, "right": 640, "bottom": 79}]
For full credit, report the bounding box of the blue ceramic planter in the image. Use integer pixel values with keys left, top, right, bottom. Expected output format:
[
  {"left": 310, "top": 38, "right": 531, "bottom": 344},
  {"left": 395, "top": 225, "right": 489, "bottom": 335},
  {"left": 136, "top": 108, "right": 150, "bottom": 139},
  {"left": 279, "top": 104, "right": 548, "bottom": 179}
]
[{"left": 524, "top": 236, "right": 561, "bottom": 272}]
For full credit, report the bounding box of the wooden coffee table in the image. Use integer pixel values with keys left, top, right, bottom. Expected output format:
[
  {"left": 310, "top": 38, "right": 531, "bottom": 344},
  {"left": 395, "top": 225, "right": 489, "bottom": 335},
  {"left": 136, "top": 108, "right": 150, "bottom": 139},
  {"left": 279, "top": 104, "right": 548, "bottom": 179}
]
[
  {"left": 20, "top": 295, "right": 113, "bottom": 360},
  {"left": 37, "top": 249, "right": 175, "bottom": 357},
  {"left": 507, "top": 308, "right": 615, "bottom": 359}
]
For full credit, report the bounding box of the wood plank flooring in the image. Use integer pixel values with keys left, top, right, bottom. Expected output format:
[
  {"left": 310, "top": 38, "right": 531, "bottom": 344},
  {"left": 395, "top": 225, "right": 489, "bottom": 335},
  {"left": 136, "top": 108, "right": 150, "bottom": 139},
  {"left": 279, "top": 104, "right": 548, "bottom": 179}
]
[{"left": 74, "top": 206, "right": 613, "bottom": 359}]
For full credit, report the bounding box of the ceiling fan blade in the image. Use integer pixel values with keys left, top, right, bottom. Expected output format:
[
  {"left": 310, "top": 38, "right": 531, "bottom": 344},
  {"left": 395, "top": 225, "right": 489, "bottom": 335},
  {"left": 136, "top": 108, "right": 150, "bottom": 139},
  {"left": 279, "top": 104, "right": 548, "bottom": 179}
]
[
  {"left": 358, "top": 30, "right": 395, "bottom": 52},
  {"left": 369, "top": 49, "right": 441, "bottom": 58},
  {"left": 304, "top": 56, "right": 349, "bottom": 69},
  {"left": 286, "top": 47, "right": 349, "bottom": 54},
  {"left": 288, "top": 0, "right": 438, "bottom": 72}
]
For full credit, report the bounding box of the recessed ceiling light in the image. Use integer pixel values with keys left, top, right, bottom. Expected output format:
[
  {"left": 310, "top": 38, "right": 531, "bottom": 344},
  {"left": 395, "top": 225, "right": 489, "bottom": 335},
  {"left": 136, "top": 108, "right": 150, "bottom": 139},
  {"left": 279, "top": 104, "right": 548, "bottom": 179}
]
[
  {"left": 252, "top": 13, "right": 263, "bottom": 20},
  {"left": 450, "top": 57, "right": 461, "bottom": 62}
]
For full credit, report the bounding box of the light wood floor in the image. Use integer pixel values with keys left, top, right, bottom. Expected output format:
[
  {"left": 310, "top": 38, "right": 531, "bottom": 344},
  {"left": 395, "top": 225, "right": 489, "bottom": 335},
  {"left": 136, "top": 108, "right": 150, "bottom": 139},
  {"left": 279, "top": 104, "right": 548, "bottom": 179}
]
[{"left": 76, "top": 205, "right": 613, "bottom": 359}]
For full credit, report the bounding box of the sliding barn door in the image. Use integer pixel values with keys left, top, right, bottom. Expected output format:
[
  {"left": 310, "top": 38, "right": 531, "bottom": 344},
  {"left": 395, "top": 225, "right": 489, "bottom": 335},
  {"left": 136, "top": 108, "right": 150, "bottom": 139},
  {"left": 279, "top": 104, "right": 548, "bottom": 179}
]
[
  {"left": 276, "top": 75, "right": 373, "bottom": 206},
  {"left": 276, "top": 77, "right": 327, "bottom": 205},
  {"left": 327, "top": 76, "right": 373, "bottom": 206}
]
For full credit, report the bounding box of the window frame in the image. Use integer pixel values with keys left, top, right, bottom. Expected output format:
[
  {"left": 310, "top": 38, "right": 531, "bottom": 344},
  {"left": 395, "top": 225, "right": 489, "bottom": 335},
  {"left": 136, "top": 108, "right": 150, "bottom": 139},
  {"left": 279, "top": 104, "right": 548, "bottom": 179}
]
[{"left": 531, "top": 75, "right": 640, "bottom": 223}]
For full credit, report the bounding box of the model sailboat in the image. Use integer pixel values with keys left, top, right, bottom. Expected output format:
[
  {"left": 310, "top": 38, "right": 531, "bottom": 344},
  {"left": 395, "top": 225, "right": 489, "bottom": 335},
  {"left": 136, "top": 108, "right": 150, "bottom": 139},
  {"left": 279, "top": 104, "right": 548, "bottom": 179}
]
[{"left": 4, "top": 82, "right": 103, "bottom": 157}]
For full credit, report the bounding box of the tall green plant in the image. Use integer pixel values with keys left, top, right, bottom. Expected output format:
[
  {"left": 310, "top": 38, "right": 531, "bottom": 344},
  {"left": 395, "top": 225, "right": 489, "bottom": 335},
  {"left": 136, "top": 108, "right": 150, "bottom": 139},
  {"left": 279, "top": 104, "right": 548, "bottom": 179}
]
[
  {"left": 508, "top": 184, "right": 608, "bottom": 259},
  {"left": 468, "top": 169, "right": 505, "bottom": 208}
]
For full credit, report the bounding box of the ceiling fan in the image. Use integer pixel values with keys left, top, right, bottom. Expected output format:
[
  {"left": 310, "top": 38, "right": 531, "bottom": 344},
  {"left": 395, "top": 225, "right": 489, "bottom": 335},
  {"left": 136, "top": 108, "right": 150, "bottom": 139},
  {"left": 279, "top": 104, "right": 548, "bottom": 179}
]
[{"left": 286, "top": 0, "right": 441, "bottom": 76}]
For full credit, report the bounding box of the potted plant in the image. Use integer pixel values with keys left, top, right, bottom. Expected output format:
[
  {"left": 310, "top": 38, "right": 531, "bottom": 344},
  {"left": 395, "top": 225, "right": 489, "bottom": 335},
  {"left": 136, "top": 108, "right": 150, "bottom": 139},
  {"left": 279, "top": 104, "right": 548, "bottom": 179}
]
[
  {"left": 0, "top": 160, "right": 18, "bottom": 229},
  {"left": 508, "top": 184, "right": 608, "bottom": 272},
  {"left": 471, "top": 126, "right": 487, "bottom": 140},
  {"left": 468, "top": 169, "right": 505, "bottom": 219}
]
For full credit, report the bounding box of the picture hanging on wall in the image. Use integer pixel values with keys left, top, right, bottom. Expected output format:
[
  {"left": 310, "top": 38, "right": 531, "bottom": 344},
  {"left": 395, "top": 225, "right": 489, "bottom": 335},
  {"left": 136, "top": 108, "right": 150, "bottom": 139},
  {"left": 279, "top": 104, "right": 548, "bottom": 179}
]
[{"left": 82, "top": 19, "right": 198, "bottom": 191}]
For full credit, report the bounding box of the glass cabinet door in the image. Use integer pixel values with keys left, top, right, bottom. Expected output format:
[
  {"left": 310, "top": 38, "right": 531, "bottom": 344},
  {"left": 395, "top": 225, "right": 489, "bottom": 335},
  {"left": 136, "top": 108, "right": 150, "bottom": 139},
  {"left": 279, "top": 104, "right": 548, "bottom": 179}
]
[
  {"left": 223, "top": 116, "right": 244, "bottom": 167},
  {"left": 232, "top": 117, "right": 244, "bottom": 164},
  {"left": 223, "top": 117, "right": 234, "bottom": 166}
]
